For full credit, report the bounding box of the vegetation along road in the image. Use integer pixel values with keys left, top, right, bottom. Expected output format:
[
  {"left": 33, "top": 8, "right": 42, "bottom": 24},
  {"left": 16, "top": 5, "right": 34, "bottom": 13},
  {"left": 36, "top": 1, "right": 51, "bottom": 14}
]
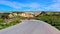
[{"left": 0, "top": 20, "right": 60, "bottom": 34}]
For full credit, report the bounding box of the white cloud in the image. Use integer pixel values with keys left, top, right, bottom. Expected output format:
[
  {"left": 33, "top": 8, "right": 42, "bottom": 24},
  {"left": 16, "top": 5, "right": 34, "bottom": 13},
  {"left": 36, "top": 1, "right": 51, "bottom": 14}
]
[
  {"left": 28, "top": 3, "right": 41, "bottom": 8},
  {"left": 0, "top": 1, "right": 42, "bottom": 9},
  {"left": 45, "top": 0, "right": 60, "bottom": 11},
  {"left": 1, "top": 0, "right": 60, "bottom": 11},
  {"left": 0, "top": 1, "right": 25, "bottom": 9}
]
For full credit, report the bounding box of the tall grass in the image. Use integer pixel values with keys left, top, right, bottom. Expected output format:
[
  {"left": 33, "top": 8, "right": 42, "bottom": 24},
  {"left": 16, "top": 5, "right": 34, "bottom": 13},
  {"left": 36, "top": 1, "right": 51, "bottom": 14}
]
[
  {"left": 0, "top": 19, "right": 21, "bottom": 30},
  {"left": 35, "top": 15, "right": 60, "bottom": 30}
]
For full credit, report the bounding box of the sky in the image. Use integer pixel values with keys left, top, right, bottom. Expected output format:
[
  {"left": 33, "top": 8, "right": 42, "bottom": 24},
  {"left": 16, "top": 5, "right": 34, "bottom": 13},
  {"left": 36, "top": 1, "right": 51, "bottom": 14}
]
[{"left": 0, "top": 0, "right": 60, "bottom": 12}]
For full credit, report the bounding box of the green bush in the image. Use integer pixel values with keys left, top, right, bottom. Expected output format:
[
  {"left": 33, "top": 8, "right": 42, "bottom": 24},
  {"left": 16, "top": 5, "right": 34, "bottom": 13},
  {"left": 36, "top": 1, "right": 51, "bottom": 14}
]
[
  {"left": 0, "top": 20, "right": 21, "bottom": 30},
  {"left": 0, "top": 19, "right": 4, "bottom": 23},
  {"left": 35, "top": 15, "right": 60, "bottom": 30}
]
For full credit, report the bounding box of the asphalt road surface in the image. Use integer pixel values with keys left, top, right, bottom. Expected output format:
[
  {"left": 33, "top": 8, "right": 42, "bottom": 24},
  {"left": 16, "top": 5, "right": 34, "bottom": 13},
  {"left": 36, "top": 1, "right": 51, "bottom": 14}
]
[{"left": 0, "top": 20, "right": 60, "bottom": 34}]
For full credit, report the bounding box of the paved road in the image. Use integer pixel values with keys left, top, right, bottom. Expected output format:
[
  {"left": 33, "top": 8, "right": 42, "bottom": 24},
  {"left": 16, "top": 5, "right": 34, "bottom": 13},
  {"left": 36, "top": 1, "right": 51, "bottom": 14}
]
[{"left": 0, "top": 20, "right": 60, "bottom": 34}]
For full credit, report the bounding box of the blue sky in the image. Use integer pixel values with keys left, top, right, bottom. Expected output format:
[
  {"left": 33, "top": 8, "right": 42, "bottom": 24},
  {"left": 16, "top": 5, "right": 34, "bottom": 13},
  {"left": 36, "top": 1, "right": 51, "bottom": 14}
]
[{"left": 0, "top": 0, "right": 60, "bottom": 12}]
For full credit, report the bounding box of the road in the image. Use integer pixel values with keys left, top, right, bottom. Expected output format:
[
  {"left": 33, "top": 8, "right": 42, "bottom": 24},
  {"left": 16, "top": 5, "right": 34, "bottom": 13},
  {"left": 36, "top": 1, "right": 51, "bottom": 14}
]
[{"left": 0, "top": 20, "right": 60, "bottom": 34}]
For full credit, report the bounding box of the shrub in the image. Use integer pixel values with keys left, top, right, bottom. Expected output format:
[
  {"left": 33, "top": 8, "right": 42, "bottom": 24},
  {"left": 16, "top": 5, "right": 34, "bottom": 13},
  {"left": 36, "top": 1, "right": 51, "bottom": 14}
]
[{"left": 35, "top": 15, "right": 60, "bottom": 30}]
